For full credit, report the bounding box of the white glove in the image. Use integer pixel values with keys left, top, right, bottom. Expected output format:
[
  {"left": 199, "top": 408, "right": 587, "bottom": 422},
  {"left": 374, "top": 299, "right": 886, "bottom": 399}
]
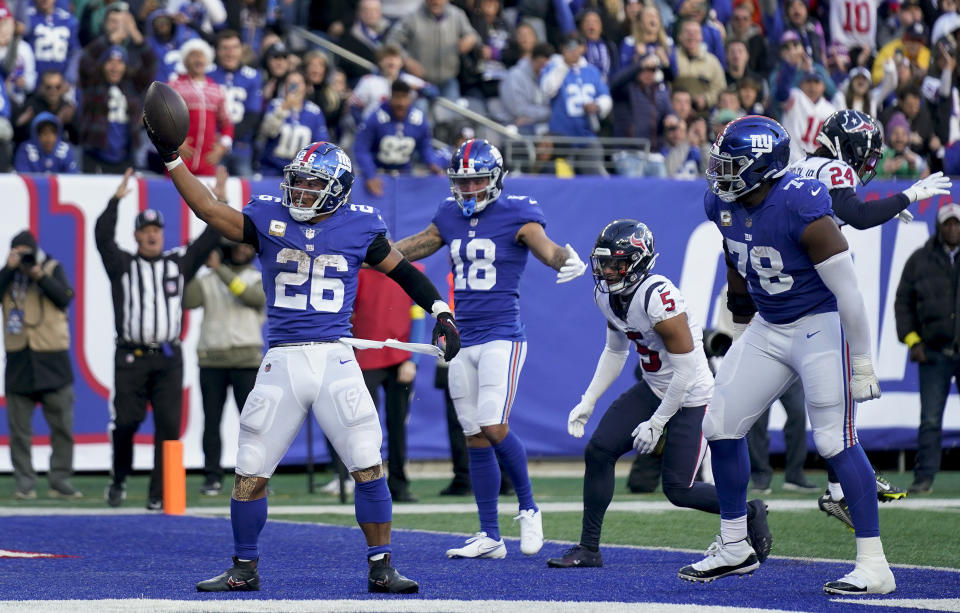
[
  {"left": 556, "top": 243, "right": 587, "bottom": 284},
  {"left": 850, "top": 355, "right": 881, "bottom": 402},
  {"left": 567, "top": 396, "right": 596, "bottom": 438},
  {"left": 902, "top": 171, "right": 952, "bottom": 203},
  {"left": 632, "top": 413, "right": 668, "bottom": 454},
  {"left": 898, "top": 209, "right": 914, "bottom": 223}
]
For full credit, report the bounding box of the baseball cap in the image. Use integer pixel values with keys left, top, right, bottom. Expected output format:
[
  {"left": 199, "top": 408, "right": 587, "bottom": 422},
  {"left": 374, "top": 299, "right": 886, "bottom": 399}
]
[
  {"left": 101, "top": 44, "right": 128, "bottom": 63},
  {"left": 904, "top": 21, "right": 929, "bottom": 42},
  {"left": 135, "top": 209, "right": 165, "bottom": 230},
  {"left": 938, "top": 203, "right": 960, "bottom": 224},
  {"left": 264, "top": 42, "right": 289, "bottom": 59}
]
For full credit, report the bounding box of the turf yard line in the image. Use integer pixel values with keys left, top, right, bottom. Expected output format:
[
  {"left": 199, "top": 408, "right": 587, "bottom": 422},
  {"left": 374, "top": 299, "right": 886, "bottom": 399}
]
[
  {"left": 829, "top": 598, "right": 960, "bottom": 611},
  {"left": 0, "top": 600, "right": 801, "bottom": 613}
]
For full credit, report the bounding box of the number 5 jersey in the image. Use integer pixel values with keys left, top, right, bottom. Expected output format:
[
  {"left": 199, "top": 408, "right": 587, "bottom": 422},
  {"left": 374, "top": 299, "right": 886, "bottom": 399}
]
[
  {"left": 432, "top": 193, "right": 546, "bottom": 347},
  {"left": 594, "top": 275, "right": 714, "bottom": 406}
]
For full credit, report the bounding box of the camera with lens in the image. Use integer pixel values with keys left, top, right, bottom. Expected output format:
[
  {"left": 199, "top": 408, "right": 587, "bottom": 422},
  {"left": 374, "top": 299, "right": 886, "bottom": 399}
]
[{"left": 20, "top": 251, "right": 36, "bottom": 267}]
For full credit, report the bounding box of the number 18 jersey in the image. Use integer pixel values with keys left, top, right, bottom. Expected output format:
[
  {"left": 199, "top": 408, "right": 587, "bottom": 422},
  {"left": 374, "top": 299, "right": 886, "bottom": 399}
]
[
  {"left": 432, "top": 193, "right": 547, "bottom": 347},
  {"left": 243, "top": 195, "right": 387, "bottom": 346}
]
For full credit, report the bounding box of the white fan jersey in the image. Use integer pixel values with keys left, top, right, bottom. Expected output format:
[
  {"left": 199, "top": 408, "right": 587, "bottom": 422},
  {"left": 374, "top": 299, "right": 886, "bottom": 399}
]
[
  {"left": 787, "top": 155, "right": 859, "bottom": 226},
  {"left": 829, "top": 0, "right": 878, "bottom": 52},
  {"left": 594, "top": 274, "right": 714, "bottom": 407},
  {"left": 782, "top": 92, "right": 837, "bottom": 162}
]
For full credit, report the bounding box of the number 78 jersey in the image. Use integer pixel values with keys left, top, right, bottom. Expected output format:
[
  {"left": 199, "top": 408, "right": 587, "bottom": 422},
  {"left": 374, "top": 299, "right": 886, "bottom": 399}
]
[
  {"left": 432, "top": 193, "right": 547, "bottom": 346},
  {"left": 704, "top": 172, "right": 838, "bottom": 325},
  {"left": 595, "top": 275, "right": 714, "bottom": 405}
]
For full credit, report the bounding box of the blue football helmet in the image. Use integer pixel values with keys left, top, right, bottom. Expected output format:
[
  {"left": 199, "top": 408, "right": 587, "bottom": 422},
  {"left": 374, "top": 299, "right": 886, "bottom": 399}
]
[
  {"left": 706, "top": 115, "right": 790, "bottom": 203},
  {"left": 281, "top": 141, "right": 355, "bottom": 222},
  {"left": 448, "top": 138, "right": 504, "bottom": 216},
  {"left": 591, "top": 219, "right": 658, "bottom": 295}
]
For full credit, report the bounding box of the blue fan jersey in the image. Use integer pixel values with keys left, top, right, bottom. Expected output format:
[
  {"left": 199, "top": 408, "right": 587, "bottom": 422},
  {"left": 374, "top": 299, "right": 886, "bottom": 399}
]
[
  {"left": 259, "top": 100, "right": 329, "bottom": 175},
  {"left": 25, "top": 7, "right": 79, "bottom": 82},
  {"left": 704, "top": 172, "right": 838, "bottom": 325},
  {"left": 353, "top": 103, "right": 437, "bottom": 178},
  {"left": 209, "top": 65, "right": 262, "bottom": 145},
  {"left": 243, "top": 194, "right": 387, "bottom": 346},
  {"left": 542, "top": 61, "right": 609, "bottom": 137},
  {"left": 432, "top": 193, "right": 547, "bottom": 346}
]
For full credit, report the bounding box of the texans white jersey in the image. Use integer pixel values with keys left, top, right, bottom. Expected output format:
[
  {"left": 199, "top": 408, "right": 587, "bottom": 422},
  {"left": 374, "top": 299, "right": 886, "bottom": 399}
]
[
  {"left": 787, "top": 155, "right": 859, "bottom": 227},
  {"left": 782, "top": 93, "right": 836, "bottom": 162},
  {"left": 594, "top": 275, "right": 714, "bottom": 407},
  {"left": 829, "top": 0, "right": 878, "bottom": 52}
]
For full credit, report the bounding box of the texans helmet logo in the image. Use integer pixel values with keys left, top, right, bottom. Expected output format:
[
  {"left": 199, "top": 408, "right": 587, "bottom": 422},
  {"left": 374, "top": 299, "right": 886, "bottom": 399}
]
[
  {"left": 841, "top": 111, "right": 874, "bottom": 133},
  {"left": 628, "top": 232, "right": 649, "bottom": 252}
]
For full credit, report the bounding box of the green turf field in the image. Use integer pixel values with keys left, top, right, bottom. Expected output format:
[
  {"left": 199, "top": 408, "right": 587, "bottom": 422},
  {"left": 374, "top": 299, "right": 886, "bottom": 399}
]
[{"left": 5, "top": 467, "right": 959, "bottom": 568}]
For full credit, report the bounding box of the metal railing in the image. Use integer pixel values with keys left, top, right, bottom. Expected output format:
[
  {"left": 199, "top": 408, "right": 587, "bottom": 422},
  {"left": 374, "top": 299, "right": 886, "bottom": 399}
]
[{"left": 291, "top": 26, "right": 656, "bottom": 176}]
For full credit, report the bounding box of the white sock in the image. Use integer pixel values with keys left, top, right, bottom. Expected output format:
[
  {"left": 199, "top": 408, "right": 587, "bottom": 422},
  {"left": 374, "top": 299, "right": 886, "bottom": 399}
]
[
  {"left": 720, "top": 515, "right": 748, "bottom": 544},
  {"left": 829, "top": 481, "right": 844, "bottom": 501},
  {"left": 855, "top": 536, "right": 886, "bottom": 560},
  {"left": 369, "top": 553, "right": 387, "bottom": 562}
]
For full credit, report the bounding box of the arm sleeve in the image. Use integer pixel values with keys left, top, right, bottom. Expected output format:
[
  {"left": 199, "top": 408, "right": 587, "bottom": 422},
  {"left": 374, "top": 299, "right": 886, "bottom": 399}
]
[
  {"left": 539, "top": 58, "right": 569, "bottom": 99},
  {"left": 386, "top": 258, "right": 444, "bottom": 314},
  {"left": 815, "top": 251, "right": 873, "bottom": 357},
  {"left": 831, "top": 188, "right": 910, "bottom": 230},
  {"left": 36, "top": 262, "right": 74, "bottom": 309},
  {"left": 181, "top": 225, "right": 221, "bottom": 282},
  {"left": 581, "top": 326, "right": 631, "bottom": 403},
  {"left": 651, "top": 350, "right": 701, "bottom": 423},
  {"left": 94, "top": 196, "right": 126, "bottom": 278},
  {"left": 214, "top": 265, "right": 266, "bottom": 307},
  {"left": 242, "top": 214, "right": 261, "bottom": 251},
  {"left": 182, "top": 277, "right": 203, "bottom": 309}
]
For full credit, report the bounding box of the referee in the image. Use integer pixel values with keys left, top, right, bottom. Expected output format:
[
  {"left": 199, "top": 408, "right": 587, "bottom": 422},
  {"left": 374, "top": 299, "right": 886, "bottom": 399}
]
[{"left": 95, "top": 169, "right": 219, "bottom": 510}]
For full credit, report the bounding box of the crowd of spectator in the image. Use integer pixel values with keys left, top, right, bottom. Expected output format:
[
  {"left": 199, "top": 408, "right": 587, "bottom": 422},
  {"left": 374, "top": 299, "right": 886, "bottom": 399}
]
[{"left": 3, "top": 0, "right": 960, "bottom": 180}]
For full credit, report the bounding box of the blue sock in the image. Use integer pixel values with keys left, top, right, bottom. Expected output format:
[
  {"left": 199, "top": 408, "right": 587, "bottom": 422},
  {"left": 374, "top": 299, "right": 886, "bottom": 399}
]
[
  {"left": 367, "top": 544, "right": 392, "bottom": 560},
  {"left": 231, "top": 496, "right": 267, "bottom": 560},
  {"left": 709, "top": 438, "right": 750, "bottom": 520},
  {"left": 493, "top": 431, "right": 537, "bottom": 512},
  {"left": 828, "top": 444, "right": 879, "bottom": 537},
  {"left": 468, "top": 446, "right": 501, "bottom": 540},
  {"left": 826, "top": 463, "right": 838, "bottom": 484},
  {"left": 355, "top": 477, "right": 392, "bottom": 524}
]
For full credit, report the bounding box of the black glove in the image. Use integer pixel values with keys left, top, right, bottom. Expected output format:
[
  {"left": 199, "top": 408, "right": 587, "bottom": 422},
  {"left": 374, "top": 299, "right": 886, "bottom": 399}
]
[
  {"left": 142, "top": 116, "right": 180, "bottom": 164},
  {"left": 432, "top": 312, "right": 461, "bottom": 361}
]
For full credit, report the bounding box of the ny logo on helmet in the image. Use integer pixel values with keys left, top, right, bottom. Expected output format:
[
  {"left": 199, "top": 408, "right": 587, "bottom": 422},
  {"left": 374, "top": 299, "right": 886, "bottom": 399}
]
[{"left": 750, "top": 134, "right": 773, "bottom": 153}]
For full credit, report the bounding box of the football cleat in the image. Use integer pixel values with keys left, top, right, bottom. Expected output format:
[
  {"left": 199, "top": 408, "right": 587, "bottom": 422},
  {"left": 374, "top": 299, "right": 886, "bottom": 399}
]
[
  {"left": 515, "top": 508, "right": 544, "bottom": 555},
  {"left": 746, "top": 499, "right": 772, "bottom": 563},
  {"left": 823, "top": 559, "right": 896, "bottom": 595},
  {"left": 875, "top": 473, "right": 907, "bottom": 502},
  {"left": 368, "top": 555, "right": 419, "bottom": 594},
  {"left": 818, "top": 490, "right": 854, "bottom": 531},
  {"left": 105, "top": 482, "right": 126, "bottom": 508},
  {"left": 446, "top": 532, "right": 507, "bottom": 559},
  {"left": 546, "top": 545, "right": 603, "bottom": 568},
  {"left": 196, "top": 557, "right": 260, "bottom": 592},
  {"left": 678, "top": 536, "right": 759, "bottom": 582}
]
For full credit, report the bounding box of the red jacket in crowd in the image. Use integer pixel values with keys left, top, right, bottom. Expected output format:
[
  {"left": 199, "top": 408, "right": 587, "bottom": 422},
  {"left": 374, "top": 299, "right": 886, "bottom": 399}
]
[{"left": 170, "top": 74, "right": 234, "bottom": 176}]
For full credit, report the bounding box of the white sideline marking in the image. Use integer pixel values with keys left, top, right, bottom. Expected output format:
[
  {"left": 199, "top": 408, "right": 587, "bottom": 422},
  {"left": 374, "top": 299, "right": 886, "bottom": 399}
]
[
  {"left": 0, "top": 599, "right": 800, "bottom": 613},
  {"left": 831, "top": 598, "right": 960, "bottom": 611},
  {"left": 4, "top": 497, "right": 958, "bottom": 518}
]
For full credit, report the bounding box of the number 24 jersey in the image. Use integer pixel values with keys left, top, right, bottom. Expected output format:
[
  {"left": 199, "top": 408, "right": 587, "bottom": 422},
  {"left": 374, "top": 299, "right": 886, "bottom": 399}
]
[{"left": 432, "top": 193, "right": 546, "bottom": 347}]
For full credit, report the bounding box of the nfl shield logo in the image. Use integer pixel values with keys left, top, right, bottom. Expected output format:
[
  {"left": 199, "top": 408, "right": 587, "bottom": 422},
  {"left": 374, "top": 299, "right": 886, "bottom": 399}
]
[
  {"left": 305, "top": 228, "right": 315, "bottom": 239},
  {"left": 165, "top": 280, "right": 177, "bottom": 294},
  {"left": 470, "top": 218, "right": 479, "bottom": 227}
]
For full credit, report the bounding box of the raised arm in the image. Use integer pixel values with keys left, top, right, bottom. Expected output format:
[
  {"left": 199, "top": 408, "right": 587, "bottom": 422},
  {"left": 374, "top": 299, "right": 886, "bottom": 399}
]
[
  {"left": 392, "top": 223, "right": 445, "bottom": 262},
  {"left": 517, "top": 222, "right": 586, "bottom": 283},
  {"left": 144, "top": 119, "right": 246, "bottom": 242}
]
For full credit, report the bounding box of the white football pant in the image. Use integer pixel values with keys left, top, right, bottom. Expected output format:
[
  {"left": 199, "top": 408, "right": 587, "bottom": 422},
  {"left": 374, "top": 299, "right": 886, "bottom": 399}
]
[{"left": 448, "top": 340, "right": 527, "bottom": 435}]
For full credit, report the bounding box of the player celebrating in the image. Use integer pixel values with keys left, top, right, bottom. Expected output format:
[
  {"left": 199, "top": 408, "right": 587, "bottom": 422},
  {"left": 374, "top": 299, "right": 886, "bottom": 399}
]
[
  {"left": 144, "top": 113, "right": 460, "bottom": 592},
  {"left": 546, "top": 220, "right": 771, "bottom": 569},
  {"left": 394, "top": 138, "right": 587, "bottom": 559},
  {"left": 681, "top": 115, "right": 895, "bottom": 595},
  {"left": 788, "top": 109, "right": 952, "bottom": 526}
]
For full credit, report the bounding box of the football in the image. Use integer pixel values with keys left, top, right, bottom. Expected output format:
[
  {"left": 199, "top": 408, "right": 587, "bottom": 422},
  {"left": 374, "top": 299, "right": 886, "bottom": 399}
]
[{"left": 142, "top": 81, "right": 189, "bottom": 150}]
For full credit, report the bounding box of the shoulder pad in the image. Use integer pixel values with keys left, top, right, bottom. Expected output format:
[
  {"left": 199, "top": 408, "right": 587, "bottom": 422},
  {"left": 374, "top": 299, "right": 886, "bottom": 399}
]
[
  {"left": 240, "top": 66, "right": 258, "bottom": 79},
  {"left": 409, "top": 109, "right": 424, "bottom": 125},
  {"left": 249, "top": 194, "right": 282, "bottom": 205}
]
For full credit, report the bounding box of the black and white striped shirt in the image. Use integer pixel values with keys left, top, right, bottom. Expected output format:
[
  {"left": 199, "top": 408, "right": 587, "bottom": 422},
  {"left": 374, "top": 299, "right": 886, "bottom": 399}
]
[{"left": 95, "top": 197, "right": 219, "bottom": 347}]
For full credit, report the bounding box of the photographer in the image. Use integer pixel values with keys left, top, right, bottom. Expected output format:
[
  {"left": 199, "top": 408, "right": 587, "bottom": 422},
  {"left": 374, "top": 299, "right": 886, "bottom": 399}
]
[{"left": 0, "top": 230, "right": 80, "bottom": 500}]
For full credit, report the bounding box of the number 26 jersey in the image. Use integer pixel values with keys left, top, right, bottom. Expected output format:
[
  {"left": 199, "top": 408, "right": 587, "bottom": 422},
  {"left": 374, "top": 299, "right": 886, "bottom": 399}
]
[{"left": 432, "top": 193, "right": 546, "bottom": 347}]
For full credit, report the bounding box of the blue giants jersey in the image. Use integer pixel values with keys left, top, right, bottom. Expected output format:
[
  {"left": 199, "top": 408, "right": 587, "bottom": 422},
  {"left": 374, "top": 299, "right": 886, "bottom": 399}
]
[
  {"left": 259, "top": 100, "right": 329, "bottom": 175},
  {"left": 243, "top": 194, "right": 388, "bottom": 346},
  {"left": 209, "top": 65, "right": 262, "bottom": 145},
  {"left": 704, "top": 172, "right": 838, "bottom": 325},
  {"left": 432, "top": 193, "right": 547, "bottom": 346},
  {"left": 25, "top": 7, "right": 78, "bottom": 82}
]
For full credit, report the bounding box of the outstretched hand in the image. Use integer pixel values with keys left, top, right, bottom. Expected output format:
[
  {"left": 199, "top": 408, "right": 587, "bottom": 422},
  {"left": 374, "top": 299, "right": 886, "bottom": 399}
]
[
  {"left": 556, "top": 243, "right": 586, "bottom": 284},
  {"left": 903, "top": 171, "right": 952, "bottom": 203},
  {"left": 114, "top": 167, "right": 135, "bottom": 200}
]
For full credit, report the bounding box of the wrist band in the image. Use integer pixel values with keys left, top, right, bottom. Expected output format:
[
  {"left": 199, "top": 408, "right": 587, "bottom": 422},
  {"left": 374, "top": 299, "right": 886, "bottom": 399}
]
[
  {"left": 164, "top": 157, "right": 183, "bottom": 171},
  {"left": 904, "top": 331, "right": 922, "bottom": 348},
  {"left": 228, "top": 277, "right": 247, "bottom": 296}
]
